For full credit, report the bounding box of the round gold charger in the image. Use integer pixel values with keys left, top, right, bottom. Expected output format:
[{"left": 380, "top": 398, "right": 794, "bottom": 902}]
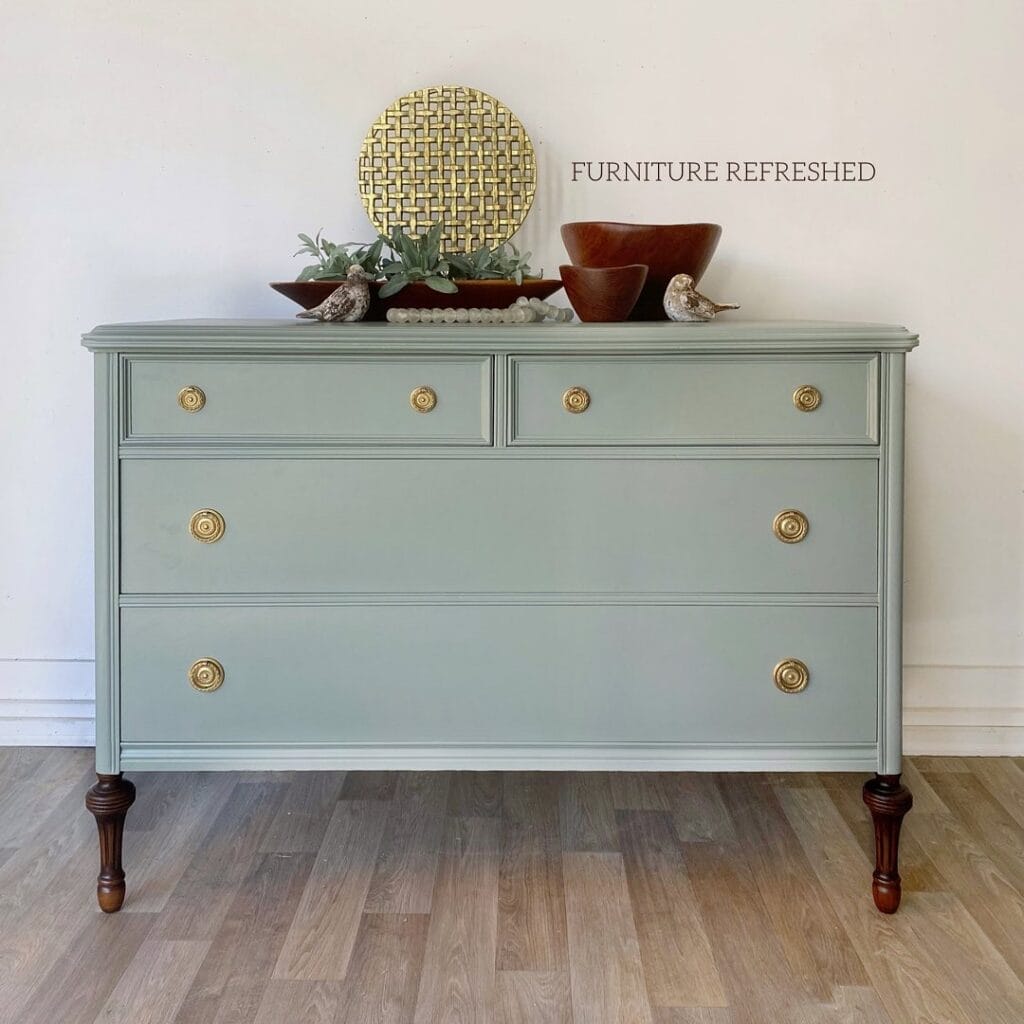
[{"left": 358, "top": 85, "right": 537, "bottom": 253}]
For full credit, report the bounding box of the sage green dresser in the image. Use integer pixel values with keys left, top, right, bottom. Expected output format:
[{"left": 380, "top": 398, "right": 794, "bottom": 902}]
[{"left": 82, "top": 318, "right": 918, "bottom": 913}]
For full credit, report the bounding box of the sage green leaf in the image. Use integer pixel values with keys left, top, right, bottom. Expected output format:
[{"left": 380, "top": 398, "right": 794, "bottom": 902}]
[
  {"left": 425, "top": 222, "right": 442, "bottom": 264},
  {"left": 378, "top": 275, "right": 409, "bottom": 297},
  {"left": 394, "top": 226, "right": 413, "bottom": 260},
  {"left": 446, "top": 254, "right": 473, "bottom": 278},
  {"left": 364, "top": 237, "right": 385, "bottom": 273},
  {"left": 426, "top": 276, "right": 458, "bottom": 293}
]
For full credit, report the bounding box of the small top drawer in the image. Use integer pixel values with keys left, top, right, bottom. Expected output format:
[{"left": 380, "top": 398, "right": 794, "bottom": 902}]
[
  {"left": 510, "top": 355, "right": 878, "bottom": 445},
  {"left": 126, "top": 356, "right": 493, "bottom": 444}
]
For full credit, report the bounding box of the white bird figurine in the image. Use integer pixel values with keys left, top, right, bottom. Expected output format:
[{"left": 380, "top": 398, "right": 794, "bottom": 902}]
[
  {"left": 296, "top": 264, "right": 372, "bottom": 322},
  {"left": 663, "top": 273, "right": 740, "bottom": 322}
]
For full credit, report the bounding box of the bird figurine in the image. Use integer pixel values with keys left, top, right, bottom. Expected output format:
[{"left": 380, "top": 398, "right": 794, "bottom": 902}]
[
  {"left": 663, "top": 273, "right": 740, "bottom": 322},
  {"left": 296, "top": 264, "right": 372, "bottom": 322}
]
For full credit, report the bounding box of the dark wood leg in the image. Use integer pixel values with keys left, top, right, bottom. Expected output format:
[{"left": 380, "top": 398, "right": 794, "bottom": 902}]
[
  {"left": 862, "top": 773, "right": 913, "bottom": 914},
  {"left": 85, "top": 773, "right": 136, "bottom": 913}
]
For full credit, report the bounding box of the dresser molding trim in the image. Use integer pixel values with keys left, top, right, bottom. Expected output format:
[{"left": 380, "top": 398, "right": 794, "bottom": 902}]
[
  {"left": 83, "top": 319, "right": 921, "bottom": 355},
  {"left": 118, "top": 446, "right": 883, "bottom": 460},
  {"left": 117, "top": 592, "right": 881, "bottom": 607},
  {"left": 119, "top": 741, "right": 878, "bottom": 772}
]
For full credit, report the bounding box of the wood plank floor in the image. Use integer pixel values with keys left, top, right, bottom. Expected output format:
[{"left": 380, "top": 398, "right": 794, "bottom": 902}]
[{"left": 1, "top": 751, "right": 1023, "bottom": 1023}]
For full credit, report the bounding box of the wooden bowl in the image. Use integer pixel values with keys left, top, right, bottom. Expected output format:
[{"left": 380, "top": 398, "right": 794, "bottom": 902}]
[
  {"left": 560, "top": 221, "right": 721, "bottom": 320},
  {"left": 559, "top": 264, "right": 648, "bottom": 322},
  {"left": 270, "top": 278, "right": 564, "bottom": 320}
]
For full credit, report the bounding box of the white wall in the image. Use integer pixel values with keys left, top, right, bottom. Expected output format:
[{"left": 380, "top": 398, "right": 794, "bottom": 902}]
[{"left": 1, "top": 1, "right": 1021, "bottom": 753}]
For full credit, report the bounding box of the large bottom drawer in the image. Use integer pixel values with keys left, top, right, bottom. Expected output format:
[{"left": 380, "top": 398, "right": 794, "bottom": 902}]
[{"left": 120, "top": 605, "right": 877, "bottom": 745}]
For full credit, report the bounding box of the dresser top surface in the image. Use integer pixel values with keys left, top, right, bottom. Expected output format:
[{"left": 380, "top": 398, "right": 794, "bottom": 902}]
[{"left": 82, "top": 318, "right": 918, "bottom": 353}]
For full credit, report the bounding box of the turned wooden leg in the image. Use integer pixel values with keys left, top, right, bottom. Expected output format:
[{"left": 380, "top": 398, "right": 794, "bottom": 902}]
[
  {"left": 85, "top": 773, "right": 136, "bottom": 913},
  {"left": 862, "top": 773, "right": 913, "bottom": 914}
]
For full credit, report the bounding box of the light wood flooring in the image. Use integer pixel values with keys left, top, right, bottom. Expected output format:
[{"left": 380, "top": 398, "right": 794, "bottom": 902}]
[{"left": 1, "top": 749, "right": 1023, "bottom": 1023}]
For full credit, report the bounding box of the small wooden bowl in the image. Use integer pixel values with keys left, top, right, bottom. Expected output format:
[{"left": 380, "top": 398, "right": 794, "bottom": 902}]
[{"left": 559, "top": 264, "right": 648, "bottom": 322}]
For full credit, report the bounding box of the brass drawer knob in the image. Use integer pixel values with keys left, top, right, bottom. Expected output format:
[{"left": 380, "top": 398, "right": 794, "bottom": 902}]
[
  {"left": 189, "top": 508, "right": 226, "bottom": 543},
  {"left": 178, "top": 385, "right": 206, "bottom": 412},
  {"left": 773, "top": 509, "right": 809, "bottom": 544},
  {"left": 774, "top": 659, "right": 809, "bottom": 694},
  {"left": 793, "top": 385, "right": 821, "bottom": 412},
  {"left": 410, "top": 386, "right": 437, "bottom": 413},
  {"left": 562, "top": 386, "right": 591, "bottom": 413},
  {"left": 188, "top": 658, "right": 225, "bottom": 693}
]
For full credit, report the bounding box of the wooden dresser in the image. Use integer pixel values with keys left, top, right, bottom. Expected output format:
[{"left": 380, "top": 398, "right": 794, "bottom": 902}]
[{"left": 82, "top": 318, "right": 918, "bottom": 914}]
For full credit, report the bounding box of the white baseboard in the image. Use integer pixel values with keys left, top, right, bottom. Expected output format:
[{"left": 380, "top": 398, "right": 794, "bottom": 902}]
[
  {"left": 0, "top": 659, "right": 95, "bottom": 746},
  {"left": 3, "top": 659, "right": 1022, "bottom": 757},
  {"left": 903, "top": 664, "right": 1024, "bottom": 756}
]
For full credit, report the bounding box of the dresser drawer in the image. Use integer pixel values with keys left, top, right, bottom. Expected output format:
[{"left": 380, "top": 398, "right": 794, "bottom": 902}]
[
  {"left": 509, "top": 355, "right": 878, "bottom": 445},
  {"left": 120, "top": 457, "right": 878, "bottom": 595},
  {"left": 120, "top": 605, "right": 877, "bottom": 745},
  {"left": 126, "top": 356, "right": 492, "bottom": 444}
]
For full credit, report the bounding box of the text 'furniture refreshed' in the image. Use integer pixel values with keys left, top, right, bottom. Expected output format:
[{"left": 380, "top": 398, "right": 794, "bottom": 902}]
[{"left": 82, "top": 319, "right": 918, "bottom": 914}]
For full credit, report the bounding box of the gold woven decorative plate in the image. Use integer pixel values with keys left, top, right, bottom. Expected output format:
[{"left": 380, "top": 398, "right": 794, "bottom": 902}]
[{"left": 358, "top": 85, "right": 537, "bottom": 253}]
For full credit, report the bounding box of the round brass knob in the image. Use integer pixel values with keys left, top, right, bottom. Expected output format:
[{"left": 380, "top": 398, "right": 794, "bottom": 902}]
[
  {"left": 189, "top": 508, "right": 225, "bottom": 543},
  {"left": 178, "top": 386, "right": 206, "bottom": 413},
  {"left": 562, "top": 386, "right": 590, "bottom": 414},
  {"left": 773, "top": 509, "right": 809, "bottom": 544},
  {"left": 410, "top": 386, "right": 437, "bottom": 413},
  {"left": 774, "top": 659, "right": 809, "bottom": 694},
  {"left": 188, "top": 658, "right": 225, "bottom": 693},
  {"left": 793, "top": 385, "right": 821, "bottom": 412}
]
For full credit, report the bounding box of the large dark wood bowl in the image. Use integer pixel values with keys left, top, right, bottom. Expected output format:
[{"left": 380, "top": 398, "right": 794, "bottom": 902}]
[
  {"left": 270, "top": 278, "right": 564, "bottom": 320},
  {"left": 560, "top": 221, "right": 721, "bottom": 320}
]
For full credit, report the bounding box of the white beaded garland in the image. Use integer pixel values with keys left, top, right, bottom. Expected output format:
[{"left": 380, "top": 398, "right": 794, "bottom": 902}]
[{"left": 384, "top": 297, "right": 574, "bottom": 325}]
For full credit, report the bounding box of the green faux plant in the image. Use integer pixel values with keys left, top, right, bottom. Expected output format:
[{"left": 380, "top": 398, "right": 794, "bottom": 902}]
[
  {"left": 377, "top": 223, "right": 457, "bottom": 297},
  {"left": 446, "top": 242, "right": 537, "bottom": 285},
  {"left": 292, "top": 223, "right": 540, "bottom": 296},
  {"left": 294, "top": 231, "right": 385, "bottom": 282}
]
